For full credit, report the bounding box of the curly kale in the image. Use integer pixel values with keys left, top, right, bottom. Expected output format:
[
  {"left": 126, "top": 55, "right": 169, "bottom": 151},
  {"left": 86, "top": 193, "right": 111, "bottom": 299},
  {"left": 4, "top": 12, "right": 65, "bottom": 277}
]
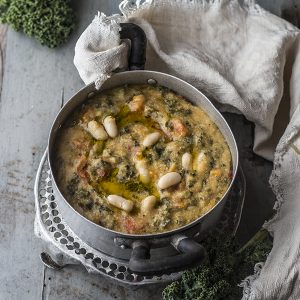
[
  {"left": 162, "top": 229, "right": 273, "bottom": 300},
  {"left": 0, "top": 0, "right": 75, "bottom": 48}
]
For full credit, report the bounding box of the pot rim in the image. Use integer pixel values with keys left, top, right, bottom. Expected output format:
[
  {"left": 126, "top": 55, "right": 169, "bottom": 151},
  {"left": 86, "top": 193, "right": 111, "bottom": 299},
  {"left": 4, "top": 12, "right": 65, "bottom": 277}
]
[{"left": 48, "top": 70, "right": 239, "bottom": 239}]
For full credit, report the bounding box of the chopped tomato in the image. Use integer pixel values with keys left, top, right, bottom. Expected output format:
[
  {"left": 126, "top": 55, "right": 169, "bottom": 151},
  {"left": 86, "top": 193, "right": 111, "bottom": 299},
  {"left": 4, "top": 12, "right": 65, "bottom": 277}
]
[
  {"left": 76, "top": 156, "right": 89, "bottom": 181},
  {"left": 72, "top": 138, "right": 91, "bottom": 152},
  {"left": 171, "top": 118, "right": 189, "bottom": 137},
  {"left": 119, "top": 216, "right": 145, "bottom": 234}
]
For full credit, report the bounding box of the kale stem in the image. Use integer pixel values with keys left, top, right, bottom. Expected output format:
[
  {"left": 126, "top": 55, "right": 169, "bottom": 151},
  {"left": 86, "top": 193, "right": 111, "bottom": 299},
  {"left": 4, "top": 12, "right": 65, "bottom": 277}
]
[{"left": 237, "top": 229, "right": 270, "bottom": 255}]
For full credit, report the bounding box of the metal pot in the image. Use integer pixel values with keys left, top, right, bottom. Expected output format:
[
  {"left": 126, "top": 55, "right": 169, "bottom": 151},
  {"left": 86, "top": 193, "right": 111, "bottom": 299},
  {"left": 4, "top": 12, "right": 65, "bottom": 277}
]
[{"left": 48, "top": 24, "right": 239, "bottom": 275}]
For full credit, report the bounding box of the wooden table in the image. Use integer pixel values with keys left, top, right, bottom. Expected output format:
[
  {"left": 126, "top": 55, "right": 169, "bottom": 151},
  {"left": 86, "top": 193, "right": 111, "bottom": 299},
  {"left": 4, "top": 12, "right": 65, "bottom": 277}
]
[{"left": 0, "top": 1, "right": 299, "bottom": 299}]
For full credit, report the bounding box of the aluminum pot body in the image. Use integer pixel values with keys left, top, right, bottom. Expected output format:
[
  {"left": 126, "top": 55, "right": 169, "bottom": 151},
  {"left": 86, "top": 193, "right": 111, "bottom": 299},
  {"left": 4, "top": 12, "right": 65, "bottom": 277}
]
[{"left": 48, "top": 70, "right": 239, "bottom": 260}]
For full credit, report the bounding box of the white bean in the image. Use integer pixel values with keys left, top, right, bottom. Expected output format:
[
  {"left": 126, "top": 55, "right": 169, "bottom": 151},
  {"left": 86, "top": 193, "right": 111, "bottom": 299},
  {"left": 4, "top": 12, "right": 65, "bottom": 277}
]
[
  {"left": 141, "top": 196, "right": 157, "bottom": 213},
  {"left": 103, "top": 116, "right": 118, "bottom": 138},
  {"left": 158, "top": 172, "right": 181, "bottom": 189},
  {"left": 135, "top": 160, "right": 150, "bottom": 184},
  {"left": 182, "top": 152, "right": 192, "bottom": 170},
  {"left": 87, "top": 120, "right": 108, "bottom": 140},
  {"left": 195, "top": 152, "right": 208, "bottom": 174},
  {"left": 107, "top": 195, "right": 134, "bottom": 212},
  {"left": 143, "top": 132, "right": 161, "bottom": 147}
]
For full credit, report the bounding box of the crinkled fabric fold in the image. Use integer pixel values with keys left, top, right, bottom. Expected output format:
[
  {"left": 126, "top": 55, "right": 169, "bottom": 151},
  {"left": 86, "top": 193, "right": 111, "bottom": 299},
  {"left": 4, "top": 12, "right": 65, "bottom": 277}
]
[
  {"left": 74, "top": 1, "right": 300, "bottom": 299},
  {"left": 74, "top": 12, "right": 129, "bottom": 89}
]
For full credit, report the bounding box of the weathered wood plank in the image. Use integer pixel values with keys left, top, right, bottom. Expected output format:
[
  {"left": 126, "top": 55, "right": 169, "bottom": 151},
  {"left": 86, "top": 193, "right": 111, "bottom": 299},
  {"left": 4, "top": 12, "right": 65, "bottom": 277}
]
[
  {"left": 0, "top": 0, "right": 120, "bottom": 298},
  {"left": 0, "top": 24, "right": 7, "bottom": 97},
  {"left": 0, "top": 0, "right": 298, "bottom": 299},
  {"left": 0, "top": 29, "right": 63, "bottom": 299},
  {"left": 43, "top": 265, "right": 165, "bottom": 300}
]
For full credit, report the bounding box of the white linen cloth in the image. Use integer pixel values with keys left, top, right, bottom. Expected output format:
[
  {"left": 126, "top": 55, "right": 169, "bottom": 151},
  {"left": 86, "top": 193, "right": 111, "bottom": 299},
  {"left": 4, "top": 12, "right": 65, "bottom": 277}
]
[{"left": 74, "top": 1, "right": 300, "bottom": 299}]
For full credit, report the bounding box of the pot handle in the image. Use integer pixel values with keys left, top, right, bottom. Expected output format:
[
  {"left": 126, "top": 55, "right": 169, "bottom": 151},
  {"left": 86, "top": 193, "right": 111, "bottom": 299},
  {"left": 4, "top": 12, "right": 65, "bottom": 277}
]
[
  {"left": 128, "top": 236, "right": 206, "bottom": 275},
  {"left": 120, "top": 23, "right": 147, "bottom": 71}
]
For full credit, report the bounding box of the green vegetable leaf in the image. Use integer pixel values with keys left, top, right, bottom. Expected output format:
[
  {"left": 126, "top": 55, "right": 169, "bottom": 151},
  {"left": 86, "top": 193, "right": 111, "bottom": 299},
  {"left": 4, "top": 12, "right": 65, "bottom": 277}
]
[
  {"left": 0, "top": 0, "right": 75, "bottom": 48},
  {"left": 162, "top": 229, "right": 273, "bottom": 300}
]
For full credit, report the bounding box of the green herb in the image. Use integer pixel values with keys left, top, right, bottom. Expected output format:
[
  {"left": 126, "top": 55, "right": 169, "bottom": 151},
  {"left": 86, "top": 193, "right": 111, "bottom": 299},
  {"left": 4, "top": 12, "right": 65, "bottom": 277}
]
[
  {"left": 0, "top": 0, "right": 75, "bottom": 48},
  {"left": 145, "top": 153, "right": 153, "bottom": 164},
  {"left": 180, "top": 136, "right": 193, "bottom": 152},
  {"left": 160, "top": 197, "right": 171, "bottom": 206},
  {"left": 66, "top": 175, "right": 79, "bottom": 196},
  {"left": 125, "top": 181, "right": 147, "bottom": 193},
  {"left": 119, "top": 126, "right": 131, "bottom": 135},
  {"left": 91, "top": 140, "right": 106, "bottom": 158},
  {"left": 75, "top": 189, "right": 90, "bottom": 199},
  {"left": 165, "top": 120, "right": 174, "bottom": 130},
  {"left": 209, "top": 158, "right": 216, "bottom": 169},
  {"left": 98, "top": 204, "right": 112, "bottom": 213},
  {"left": 116, "top": 164, "right": 136, "bottom": 182},
  {"left": 182, "top": 108, "right": 192, "bottom": 116},
  {"left": 163, "top": 91, "right": 192, "bottom": 116},
  {"left": 90, "top": 160, "right": 111, "bottom": 179},
  {"left": 75, "top": 189, "right": 93, "bottom": 210},
  {"left": 162, "top": 229, "right": 272, "bottom": 300},
  {"left": 152, "top": 204, "right": 171, "bottom": 229},
  {"left": 188, "top": 180, "right": 196, "bottom": 188},
  {"left": 153, "top": 145, "right": 164, "bottom": 157}
]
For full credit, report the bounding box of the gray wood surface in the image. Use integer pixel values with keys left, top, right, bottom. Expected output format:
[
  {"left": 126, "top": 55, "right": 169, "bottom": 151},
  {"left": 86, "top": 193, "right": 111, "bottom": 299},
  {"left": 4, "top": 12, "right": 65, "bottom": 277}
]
[{"left": 0, "top": 0, "right": 299, "bottom": 299}]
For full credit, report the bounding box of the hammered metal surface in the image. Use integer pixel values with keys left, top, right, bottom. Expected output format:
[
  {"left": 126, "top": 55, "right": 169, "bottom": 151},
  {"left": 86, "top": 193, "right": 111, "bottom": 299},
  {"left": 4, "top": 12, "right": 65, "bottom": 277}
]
[{"left": 34, "top": 150, "right": 245, "bottom": 285}]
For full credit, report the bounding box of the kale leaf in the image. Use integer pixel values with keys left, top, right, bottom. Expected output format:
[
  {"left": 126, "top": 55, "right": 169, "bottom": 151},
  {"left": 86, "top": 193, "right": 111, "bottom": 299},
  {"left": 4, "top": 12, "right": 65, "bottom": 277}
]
[
  {"left": 0, "top": 0, "right": 75, "bottom": 48},
  {"left": 162, "top": 229, "right": 272, "bottom": 300}
]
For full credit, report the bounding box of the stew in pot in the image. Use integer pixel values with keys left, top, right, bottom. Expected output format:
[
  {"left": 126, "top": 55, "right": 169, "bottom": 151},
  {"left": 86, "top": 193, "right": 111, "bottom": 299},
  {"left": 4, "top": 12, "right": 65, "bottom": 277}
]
[{"left": 54, "top": 84, "right": 232, "bottom": 234}]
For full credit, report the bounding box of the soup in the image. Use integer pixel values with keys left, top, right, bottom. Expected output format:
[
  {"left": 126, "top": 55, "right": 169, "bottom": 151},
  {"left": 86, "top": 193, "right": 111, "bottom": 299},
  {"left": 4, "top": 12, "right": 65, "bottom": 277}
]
[{"left": 54, "top": 84, "right": 232, "bottom": 234}]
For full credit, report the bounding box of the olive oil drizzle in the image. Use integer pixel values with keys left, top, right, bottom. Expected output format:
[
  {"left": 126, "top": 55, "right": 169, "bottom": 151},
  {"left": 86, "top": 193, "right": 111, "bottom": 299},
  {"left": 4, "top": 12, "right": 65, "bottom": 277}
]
[{"left": 88, "top": 105, "right": 161, "bottom": 208}]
